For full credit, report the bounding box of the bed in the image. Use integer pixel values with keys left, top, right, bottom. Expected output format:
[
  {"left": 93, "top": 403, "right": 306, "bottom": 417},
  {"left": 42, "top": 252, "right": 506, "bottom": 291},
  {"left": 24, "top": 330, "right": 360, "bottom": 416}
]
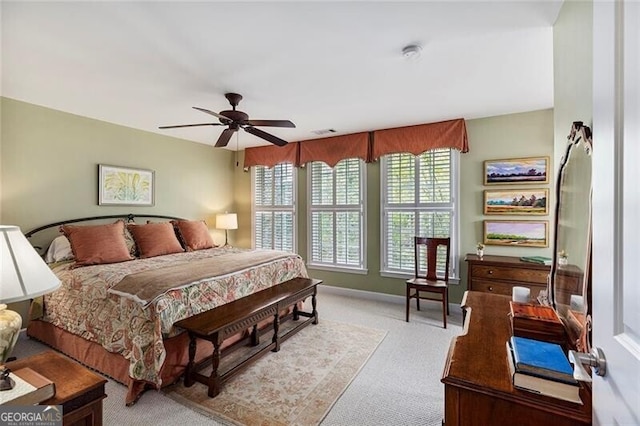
[{"left": 24, "top": 214, "right": 309, "bottom": 405}]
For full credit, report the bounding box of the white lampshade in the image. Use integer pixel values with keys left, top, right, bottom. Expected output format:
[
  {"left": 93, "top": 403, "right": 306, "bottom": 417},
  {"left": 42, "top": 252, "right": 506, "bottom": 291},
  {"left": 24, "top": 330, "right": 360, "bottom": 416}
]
[
  {"left": 215, "top": 213, "right": 238, "bottom": 231},
  {"left": 0, "top": 225, "right": 61, "bottom": 367},
  {"left": 1, "top": 225, "right": 61, "bottom": 304}
]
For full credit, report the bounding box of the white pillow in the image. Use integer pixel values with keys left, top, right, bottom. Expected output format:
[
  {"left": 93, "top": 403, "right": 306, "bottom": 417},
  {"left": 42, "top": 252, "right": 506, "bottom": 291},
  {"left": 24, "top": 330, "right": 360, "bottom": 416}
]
[{"left": 44, "top": 235, "right": 74, "bottom": 263}]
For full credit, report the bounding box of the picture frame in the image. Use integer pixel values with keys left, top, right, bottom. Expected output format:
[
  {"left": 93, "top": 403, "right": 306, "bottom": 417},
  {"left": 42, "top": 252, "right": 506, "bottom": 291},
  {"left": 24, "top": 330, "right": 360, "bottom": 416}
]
[
  {"left": 483, "top": 188, "right": 549, "bottom": 215},
  {"left": 483, "top": 220, "right": 548, "bottom": 247},
  {"left": 484, "top": 156, "right": 550, "bottom": 185},
  {"left": 98, "top": 164, "right": 155, "bottom": 206}
]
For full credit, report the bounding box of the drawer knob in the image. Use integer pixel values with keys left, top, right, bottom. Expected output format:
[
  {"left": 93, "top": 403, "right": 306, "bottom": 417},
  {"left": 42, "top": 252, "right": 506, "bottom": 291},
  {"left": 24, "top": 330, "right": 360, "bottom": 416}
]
[
  {"left": 488, "top": 286, "right": 493, "bottom": 292},
  {"left": 488, "top": 270, "right": 493, "bottom": 275}
]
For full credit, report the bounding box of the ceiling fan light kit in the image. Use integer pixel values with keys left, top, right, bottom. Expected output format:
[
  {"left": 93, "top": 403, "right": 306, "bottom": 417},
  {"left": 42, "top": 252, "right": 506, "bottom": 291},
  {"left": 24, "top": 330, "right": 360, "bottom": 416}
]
[{"left": 159, "top": 92, "right": 295, "bottom": 148}]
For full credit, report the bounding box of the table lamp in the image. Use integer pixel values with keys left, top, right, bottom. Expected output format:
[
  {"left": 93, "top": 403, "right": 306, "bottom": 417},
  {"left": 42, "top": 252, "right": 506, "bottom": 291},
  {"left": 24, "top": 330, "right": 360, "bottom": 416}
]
[
  {"left": 0, "top": 225, "right": 61, "bottom": 390},
  {"left": 215, "top": 213, "right": 238, "bottom": 246}
]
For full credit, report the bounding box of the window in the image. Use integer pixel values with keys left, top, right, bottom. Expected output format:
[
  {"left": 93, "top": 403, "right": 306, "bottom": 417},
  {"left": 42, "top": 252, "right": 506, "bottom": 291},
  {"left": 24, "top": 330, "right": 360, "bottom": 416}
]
[
  {"left": 252, "top": 163, "right": 296, "bottom": 252},
  {"left": 308, "top": 159, "right": 366, "bottom": 272},
  {"left": 381, "top": 149, "right": 459, "bottom": 277}
]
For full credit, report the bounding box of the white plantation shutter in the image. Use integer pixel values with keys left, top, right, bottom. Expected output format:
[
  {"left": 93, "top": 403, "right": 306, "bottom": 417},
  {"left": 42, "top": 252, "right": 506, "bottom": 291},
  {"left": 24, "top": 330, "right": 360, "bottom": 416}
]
[
  {"left": 253, "top": 164, "right": 296, "bottom": 252},
  {"left": 382, "top": 149, "right": 458, "bottom": 276},
  {"left": 308, "top": 159, "right": 365, "bottom": 271}
]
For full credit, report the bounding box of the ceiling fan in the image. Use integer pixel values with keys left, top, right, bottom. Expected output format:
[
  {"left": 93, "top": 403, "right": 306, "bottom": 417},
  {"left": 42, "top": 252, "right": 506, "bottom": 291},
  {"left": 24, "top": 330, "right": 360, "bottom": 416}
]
[{"left": 159, "top": 93, "right": 295, "bottom": 148}]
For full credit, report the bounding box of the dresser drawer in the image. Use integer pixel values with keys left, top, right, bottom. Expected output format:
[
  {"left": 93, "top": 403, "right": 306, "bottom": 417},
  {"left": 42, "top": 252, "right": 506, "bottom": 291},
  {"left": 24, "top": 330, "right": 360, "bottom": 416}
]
[
  {"left": 471, "top": 279, "right": 547, "bottom": 297},
  {"left": 470, "top": 265, "right": 549, "bottom": 284},
  {"left": 470, "top": 279, "right": 514, "bottom": 296}
]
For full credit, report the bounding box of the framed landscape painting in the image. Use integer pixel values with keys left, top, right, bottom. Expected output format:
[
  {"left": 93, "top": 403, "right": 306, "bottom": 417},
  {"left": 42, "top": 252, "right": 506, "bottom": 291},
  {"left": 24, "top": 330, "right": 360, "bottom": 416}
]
[
  {"left": 483, "top": 188, "right": 549, "bottom": 215},
  {"left": 98, "top": 164, "right": 154, "bottom": 206},
  {"left": 483, "top": 220, "right": 548, "bottom": 247},
  {"left": 484, "top": 156, "right": 549, "bottom": 185}
]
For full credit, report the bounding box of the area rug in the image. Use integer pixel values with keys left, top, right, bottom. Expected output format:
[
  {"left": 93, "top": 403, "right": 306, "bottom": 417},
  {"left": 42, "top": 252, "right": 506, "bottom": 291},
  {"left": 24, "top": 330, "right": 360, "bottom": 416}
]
[{"left": 164, "top": 319, "right": 387, "bottom": 426}]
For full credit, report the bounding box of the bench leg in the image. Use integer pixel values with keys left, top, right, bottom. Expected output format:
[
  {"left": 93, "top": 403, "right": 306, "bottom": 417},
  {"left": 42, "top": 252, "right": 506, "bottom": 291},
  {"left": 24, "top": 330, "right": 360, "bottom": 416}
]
[
  {"left": 293, "top": 303, "right": 300, "bottom": 321},
  {"left": 312, "top": 290, "right": 319, "bottom": 325},
  {"left": 207, "top": 339, "right": 222, "bottom": 398},
  {"left": 184, "top": 334, "right": 197, "bottom": 387},
  {"left": 251, "top": 324, "right": 259, "bottom": 346},
  {"left": 272, "top": 313, "right": 280, "bottom": 352}
]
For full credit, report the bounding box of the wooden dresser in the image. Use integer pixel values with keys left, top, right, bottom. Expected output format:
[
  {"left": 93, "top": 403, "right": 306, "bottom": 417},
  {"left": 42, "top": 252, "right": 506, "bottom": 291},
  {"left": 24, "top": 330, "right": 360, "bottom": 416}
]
[
  {"left": 465, "top": 254, "right": 550, "bottom": 299},
  {"left": 441, "top": 291, "right": 591, "bottom": 426}
]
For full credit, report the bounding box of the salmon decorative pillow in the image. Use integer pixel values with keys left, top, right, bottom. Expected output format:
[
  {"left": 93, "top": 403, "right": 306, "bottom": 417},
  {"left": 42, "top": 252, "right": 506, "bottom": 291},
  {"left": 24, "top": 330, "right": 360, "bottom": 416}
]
[
  {"left": 62, "top": 221, "right": 134, "bottom": 266},
  {"left": 126, "top": 222, "right": 184, "bottom": 258},
  {"left": 171, "top": 220, "right": 215, "bottom": 251}
]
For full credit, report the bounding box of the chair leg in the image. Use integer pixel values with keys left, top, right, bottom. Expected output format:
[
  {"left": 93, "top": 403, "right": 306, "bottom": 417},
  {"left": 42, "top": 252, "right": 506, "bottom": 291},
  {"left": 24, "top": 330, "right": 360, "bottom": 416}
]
[
  {"left": 442, "top": 289, "right": 448, "bottom": 329},
  {"left": 446, "top": 287, "right": 450, "bottom": 315},
  {"left": 416, "top": 290, "right": 421, "bottom": 311},
  {"left": 406, "top": 286, "right": 410, "bottom": 322}
]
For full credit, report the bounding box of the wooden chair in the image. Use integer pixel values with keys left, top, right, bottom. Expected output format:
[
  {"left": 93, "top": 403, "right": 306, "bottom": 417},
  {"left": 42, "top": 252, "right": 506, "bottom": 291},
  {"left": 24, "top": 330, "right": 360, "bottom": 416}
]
[{"left": 405, "top": 237, "right": 451, "bottom": 328}]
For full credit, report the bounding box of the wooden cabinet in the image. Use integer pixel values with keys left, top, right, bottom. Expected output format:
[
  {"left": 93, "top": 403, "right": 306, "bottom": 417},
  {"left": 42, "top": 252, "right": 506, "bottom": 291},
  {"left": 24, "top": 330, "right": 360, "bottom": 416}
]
[
  {"left": 441, "top": 291, "right": 591, "bottom": 426},
  {"left": 465, "top": 254, "right": 550, "bottom": 299}
]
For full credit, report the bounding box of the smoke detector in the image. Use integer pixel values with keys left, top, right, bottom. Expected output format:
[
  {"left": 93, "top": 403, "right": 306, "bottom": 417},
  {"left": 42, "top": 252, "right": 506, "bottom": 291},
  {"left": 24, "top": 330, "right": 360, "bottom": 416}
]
[{"left": 402, "top": 44, "right": 422, "bottom": 60}]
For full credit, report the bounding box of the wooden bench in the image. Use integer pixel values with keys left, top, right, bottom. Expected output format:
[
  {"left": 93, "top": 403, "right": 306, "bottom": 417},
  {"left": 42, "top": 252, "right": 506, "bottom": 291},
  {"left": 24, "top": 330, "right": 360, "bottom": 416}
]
[{"left": 174, "top": 277, "right": 321, "bottom": 397}]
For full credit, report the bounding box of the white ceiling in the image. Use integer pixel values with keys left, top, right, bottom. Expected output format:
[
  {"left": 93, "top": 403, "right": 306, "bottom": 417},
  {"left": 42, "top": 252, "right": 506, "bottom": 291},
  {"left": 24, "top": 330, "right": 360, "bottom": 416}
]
[{"left": 1, "top": 1, "right": 563, "bottom": 150}]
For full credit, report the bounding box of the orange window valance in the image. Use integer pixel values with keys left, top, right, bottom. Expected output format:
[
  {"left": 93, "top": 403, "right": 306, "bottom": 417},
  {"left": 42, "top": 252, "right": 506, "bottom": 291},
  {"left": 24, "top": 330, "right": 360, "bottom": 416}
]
[
  {"left": 372, "top": 118, "right": 468, "bottom": 160},
  {"left": 243, "top": 119, "right": 467, "bottom": 169},
  {"left": 298, "top": 132, "right": 370, "bottom": 167},
  {"left": 243, "top": 142, "right": 299, "bottom": 169}
]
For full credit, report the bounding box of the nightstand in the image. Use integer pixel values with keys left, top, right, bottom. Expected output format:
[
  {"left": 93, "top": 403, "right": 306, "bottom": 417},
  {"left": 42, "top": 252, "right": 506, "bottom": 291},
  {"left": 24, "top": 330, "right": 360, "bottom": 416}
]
[{"left": 6, "top": 350, "right": 107, "bottom": 426}]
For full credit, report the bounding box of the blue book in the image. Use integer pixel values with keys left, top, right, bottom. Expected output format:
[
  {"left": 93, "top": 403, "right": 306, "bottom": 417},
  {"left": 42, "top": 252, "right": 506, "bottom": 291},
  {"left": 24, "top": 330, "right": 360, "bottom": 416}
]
[{"left": 510, "top": 336, "right": 578, "bottom": 385}]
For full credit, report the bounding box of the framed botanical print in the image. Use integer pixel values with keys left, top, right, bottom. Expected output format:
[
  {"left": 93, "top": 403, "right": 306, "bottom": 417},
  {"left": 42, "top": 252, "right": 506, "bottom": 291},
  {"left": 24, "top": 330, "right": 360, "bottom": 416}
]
[{"left": 98, "top": 164, "right": 154, "bottom": 206}]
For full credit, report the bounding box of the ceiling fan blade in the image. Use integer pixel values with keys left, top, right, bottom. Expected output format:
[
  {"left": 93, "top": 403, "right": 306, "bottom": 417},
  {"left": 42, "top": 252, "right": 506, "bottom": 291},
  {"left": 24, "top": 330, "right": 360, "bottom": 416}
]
[
  {"left": 193, "top": 106, "right": 232, "bottom": 123},
  {"left": 158, "top": 123, "right": 223, "bottom": 129},
  {"left": 215, "top": 128, "right": 236, "bottom": 147},
  {"left": 245, "top": 119, "right": 296, "bottom": 128},
  {"left": 244, "top": 126, "right": 289, "bottom": 146}
]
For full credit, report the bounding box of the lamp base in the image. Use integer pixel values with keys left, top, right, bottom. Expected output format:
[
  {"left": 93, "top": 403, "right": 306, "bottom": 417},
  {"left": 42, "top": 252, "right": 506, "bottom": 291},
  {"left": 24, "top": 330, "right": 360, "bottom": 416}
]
[
  {"left": 0, "top": 304, "right": 23, "bottom": 373},
  {"left": 0, "top": 369, "right": 15, "bottom": 391}
]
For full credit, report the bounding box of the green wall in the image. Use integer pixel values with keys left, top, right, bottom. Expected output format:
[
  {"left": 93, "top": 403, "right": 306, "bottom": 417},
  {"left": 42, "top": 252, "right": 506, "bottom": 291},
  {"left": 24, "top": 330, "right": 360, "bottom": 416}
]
[
  {"left": 236, "top": 109, "right": 555, "bottom": 304},
  {"left": 1, "top": 97, "right": 235, "bottom": 240},
  {"left": 553, "top": 0, "right": 593, "bottom": 169}
]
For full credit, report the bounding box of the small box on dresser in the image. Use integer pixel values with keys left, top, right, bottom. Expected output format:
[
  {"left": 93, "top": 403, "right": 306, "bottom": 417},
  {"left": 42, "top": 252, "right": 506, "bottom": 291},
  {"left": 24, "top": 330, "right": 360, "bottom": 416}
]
[{"left": 510, "top": 301, "right": 567, "bottom": 347}]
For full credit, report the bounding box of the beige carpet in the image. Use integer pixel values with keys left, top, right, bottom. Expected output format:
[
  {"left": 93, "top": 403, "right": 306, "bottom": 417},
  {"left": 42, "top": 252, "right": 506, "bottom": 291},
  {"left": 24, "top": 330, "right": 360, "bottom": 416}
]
[{"left": 164, "top": 319, "right": 387, "bottom": 426}]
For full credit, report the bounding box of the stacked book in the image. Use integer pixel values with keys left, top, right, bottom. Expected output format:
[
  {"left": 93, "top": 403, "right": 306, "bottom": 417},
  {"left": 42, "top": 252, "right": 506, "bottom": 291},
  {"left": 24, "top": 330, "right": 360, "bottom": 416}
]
[
  {"left": 520, "top": 256, "right": 552, "bottom": 265},
  {"left": 0, "top": 368, "right": 55, "bottom": 406},
  {"left": 506, "top": 336, "right": 582, "bottom": 404}
]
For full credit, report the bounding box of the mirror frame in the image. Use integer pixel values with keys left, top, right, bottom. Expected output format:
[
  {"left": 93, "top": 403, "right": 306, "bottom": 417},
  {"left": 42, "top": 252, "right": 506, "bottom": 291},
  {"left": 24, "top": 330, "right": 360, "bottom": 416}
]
[{"left": 549, "top": 121, "right": 593, "bottom": 352}]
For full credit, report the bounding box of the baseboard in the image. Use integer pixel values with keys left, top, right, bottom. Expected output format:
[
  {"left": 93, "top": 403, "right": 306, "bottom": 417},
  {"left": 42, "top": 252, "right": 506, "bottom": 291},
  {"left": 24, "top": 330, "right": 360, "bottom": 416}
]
[{"left": 318, "top": 284, "right": 461, "bottom": 313}]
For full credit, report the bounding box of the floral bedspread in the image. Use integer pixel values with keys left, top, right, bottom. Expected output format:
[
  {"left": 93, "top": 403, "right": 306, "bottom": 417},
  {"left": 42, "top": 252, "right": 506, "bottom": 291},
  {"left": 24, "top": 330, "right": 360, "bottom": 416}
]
[{"left": 42, "top": 246, "right": 308, "bottom": 386}]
